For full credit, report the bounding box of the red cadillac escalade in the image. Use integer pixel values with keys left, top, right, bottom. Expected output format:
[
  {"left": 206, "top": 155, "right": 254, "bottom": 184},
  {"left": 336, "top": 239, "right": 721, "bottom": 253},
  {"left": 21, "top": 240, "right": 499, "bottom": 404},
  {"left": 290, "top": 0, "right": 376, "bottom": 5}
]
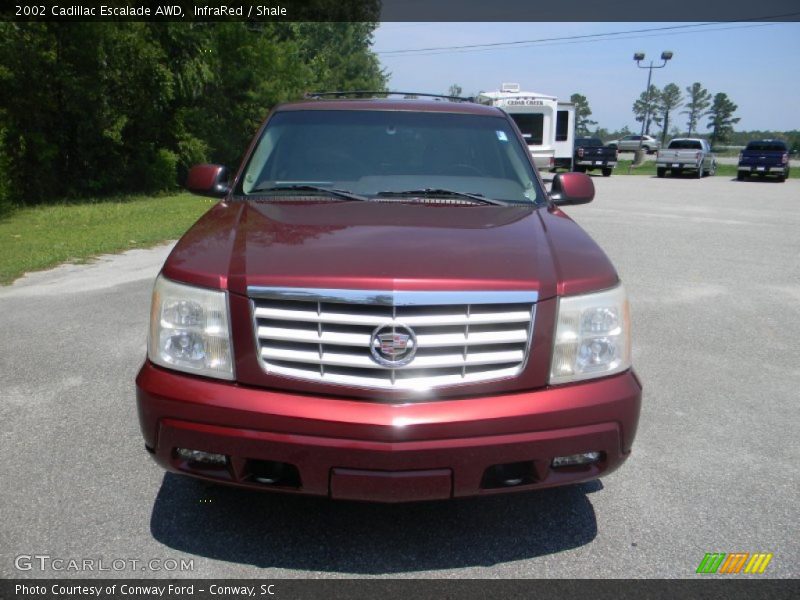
[{"left": 136, "top": 94, "right": 642, "bottom": 502}]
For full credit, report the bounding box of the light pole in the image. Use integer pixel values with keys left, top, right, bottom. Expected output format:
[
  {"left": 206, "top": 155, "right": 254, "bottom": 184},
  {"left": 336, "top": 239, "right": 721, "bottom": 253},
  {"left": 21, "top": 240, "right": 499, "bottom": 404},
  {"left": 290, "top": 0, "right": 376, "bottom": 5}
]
[{"left": 628, "top": 51, "right": 673, "bottom": 173}]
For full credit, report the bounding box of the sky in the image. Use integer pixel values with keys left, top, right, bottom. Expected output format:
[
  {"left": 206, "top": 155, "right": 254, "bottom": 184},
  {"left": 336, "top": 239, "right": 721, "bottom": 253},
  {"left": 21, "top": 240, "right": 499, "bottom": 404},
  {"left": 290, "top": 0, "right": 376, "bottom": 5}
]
[{"left": 372, "top": 21, "right": 800, "bottom": 132}]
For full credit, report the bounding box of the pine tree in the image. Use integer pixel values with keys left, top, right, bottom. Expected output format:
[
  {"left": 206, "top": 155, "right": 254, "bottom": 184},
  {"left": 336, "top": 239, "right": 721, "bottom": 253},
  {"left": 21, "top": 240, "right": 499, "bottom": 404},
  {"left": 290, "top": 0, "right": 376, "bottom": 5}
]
[
  {"left": 448, "top": 84, "right": 463, "bottom": 97},
  {"left": 570, "top": 93, "right": 597, "bottom": 136},
  {"left": 707, "top": 93, "right": 740, "bottom": 146},
  {"left": 632, "top": 85, "right": 662, "bottom": 136},
  {"left": 683, "top": 82, "right": 712, "bottom": 136},
  {"left": 658, "top": 83, "right": 683, "bottom": 145}
]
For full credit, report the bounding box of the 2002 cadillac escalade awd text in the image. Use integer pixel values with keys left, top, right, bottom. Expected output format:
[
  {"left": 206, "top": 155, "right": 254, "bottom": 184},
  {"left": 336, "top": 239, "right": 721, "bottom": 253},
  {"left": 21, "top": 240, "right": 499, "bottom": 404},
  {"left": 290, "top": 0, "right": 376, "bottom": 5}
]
[{"left": 135, "top": 94, "right": 642, "bottom": 502}]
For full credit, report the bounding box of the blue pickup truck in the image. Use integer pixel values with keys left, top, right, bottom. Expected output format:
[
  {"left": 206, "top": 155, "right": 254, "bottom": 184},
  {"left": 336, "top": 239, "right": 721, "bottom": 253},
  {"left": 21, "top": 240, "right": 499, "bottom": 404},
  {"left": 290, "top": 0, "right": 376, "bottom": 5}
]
[
  {"left": 573, "top": 137, "right": 618, "bottom": 177},
  {"left": 737, "top": 140, "right": 790, "bottom": 182}
]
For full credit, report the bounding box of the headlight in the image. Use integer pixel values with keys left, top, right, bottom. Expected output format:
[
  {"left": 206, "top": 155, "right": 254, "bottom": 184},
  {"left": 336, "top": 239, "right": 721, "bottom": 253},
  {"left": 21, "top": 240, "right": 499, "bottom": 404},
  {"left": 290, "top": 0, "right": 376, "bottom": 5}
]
[
  {"left": 147, "top": 274, "right": 234, "bottom": 380},
  {"left": 549, "top": 284, "right": 631, "bottom": 385}
]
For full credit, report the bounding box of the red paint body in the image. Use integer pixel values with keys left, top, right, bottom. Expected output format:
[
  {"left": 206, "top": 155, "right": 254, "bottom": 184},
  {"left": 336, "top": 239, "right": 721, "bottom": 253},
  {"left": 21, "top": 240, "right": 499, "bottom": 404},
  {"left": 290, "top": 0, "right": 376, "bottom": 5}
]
[{"left": 136, "top": 99, "right": 642, "bottom": 501}]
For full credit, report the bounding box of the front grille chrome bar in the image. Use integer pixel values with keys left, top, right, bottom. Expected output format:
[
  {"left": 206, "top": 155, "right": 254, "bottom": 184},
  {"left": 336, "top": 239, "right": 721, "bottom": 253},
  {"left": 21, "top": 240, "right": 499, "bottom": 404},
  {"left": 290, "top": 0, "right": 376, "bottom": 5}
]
[
  {"left": 248, "top": 287, "right": 538, "bottom": 306},
  {"left": 249, "top": 287, "right": 537, "bottom": 392}
]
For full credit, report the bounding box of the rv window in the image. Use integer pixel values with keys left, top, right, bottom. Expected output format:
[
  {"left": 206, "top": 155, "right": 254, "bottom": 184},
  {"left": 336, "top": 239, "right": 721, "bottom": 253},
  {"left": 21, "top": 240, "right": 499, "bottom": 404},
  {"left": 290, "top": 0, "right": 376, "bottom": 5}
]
[
  {"left": 556, "top": 110, "right": 569, "bottom": 142},
  {"left": 510, "top": 113, "right": 544, "bottom": 146}
]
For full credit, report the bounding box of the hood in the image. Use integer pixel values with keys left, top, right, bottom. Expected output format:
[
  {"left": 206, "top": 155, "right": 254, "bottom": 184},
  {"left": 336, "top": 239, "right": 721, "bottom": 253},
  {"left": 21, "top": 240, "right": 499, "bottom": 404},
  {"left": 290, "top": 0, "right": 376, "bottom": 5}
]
[{"left": 162, "top": 200, "right": 618, "bottom": 298}]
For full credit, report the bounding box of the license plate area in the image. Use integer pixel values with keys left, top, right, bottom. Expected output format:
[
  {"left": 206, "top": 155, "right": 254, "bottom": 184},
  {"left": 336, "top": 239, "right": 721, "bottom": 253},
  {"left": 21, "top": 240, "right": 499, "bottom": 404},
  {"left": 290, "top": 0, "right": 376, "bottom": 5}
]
[{"left": 330, "top": 468, "right": 453, "bottom": 502}]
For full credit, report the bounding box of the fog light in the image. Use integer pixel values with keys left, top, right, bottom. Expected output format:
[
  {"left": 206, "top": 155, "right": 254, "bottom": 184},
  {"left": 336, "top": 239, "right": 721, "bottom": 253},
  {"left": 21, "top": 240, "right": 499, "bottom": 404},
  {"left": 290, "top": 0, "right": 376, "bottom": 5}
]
[
  {"left": 552, "top": 452, "right": 601, "bottom": 468},
  {"left": 176, "top": 448, "right": 228, "bottom": 466}
]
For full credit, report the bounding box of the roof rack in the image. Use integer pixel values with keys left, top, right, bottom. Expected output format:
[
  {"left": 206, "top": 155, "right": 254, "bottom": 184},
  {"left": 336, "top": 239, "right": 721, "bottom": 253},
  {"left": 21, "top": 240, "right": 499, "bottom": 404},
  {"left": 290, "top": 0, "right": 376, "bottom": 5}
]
[{"left": 304, "top": 91, "right": 475, "bottom": 103}]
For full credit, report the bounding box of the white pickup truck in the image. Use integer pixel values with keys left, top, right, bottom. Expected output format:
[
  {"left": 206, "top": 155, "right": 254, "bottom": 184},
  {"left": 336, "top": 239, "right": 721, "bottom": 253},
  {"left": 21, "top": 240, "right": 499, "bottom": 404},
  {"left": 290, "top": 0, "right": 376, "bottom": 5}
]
[{"left": 655, "top": 138, "right": 717, "bottom": 178}]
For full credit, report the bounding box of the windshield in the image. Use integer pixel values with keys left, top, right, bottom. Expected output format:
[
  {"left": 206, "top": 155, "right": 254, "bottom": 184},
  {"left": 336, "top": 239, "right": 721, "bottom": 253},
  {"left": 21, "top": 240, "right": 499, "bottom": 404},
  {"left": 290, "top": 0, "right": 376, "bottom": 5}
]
[{"left": 240, "top": 109, "right": 542, "bottom": 204}]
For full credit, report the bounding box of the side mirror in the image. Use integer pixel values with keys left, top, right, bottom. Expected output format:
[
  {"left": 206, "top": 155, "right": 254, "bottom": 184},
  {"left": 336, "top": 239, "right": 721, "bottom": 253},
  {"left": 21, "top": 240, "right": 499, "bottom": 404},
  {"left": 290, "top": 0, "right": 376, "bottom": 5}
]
[
  {"left": 186, "top": 164, "right": 230, "bottom": 197},
  {"left": 550, "top": 172, "right": 594, "bottom": 206}
]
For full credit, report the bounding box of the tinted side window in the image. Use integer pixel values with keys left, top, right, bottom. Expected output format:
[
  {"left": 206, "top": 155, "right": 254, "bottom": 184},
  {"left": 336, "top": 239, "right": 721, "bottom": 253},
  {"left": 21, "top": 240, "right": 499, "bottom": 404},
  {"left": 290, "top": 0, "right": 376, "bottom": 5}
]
[{"left": 556, "top": 110, "right": 569, "bottom": 142}]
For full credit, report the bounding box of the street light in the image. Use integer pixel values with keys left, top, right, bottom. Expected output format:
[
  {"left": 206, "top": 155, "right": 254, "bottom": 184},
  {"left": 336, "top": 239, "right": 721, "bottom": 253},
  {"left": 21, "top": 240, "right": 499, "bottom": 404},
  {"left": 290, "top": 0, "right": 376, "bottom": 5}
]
[{"left": 628, "top": 51, "right": 673, "bottom": 172}]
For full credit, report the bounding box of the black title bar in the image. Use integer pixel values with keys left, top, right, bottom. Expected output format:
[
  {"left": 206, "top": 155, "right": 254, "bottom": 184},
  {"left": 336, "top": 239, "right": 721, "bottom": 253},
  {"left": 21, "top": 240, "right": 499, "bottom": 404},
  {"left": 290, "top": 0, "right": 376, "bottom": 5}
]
[
  {"left": 2, "top": 0, "right": 800, "bottom": 22},
  {"left": 2, "top": 579, "right": 800, "bottom": 600}
]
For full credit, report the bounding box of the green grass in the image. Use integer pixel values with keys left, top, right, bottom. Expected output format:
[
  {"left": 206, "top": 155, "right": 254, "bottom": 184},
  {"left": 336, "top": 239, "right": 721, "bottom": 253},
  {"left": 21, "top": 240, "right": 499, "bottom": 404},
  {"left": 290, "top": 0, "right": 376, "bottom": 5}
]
[
  {"left": 614, "top": 160, "right": 797, "bottom": 178},
  {"left": 0, "top": 193, "right": 215, "bottom": 285}
]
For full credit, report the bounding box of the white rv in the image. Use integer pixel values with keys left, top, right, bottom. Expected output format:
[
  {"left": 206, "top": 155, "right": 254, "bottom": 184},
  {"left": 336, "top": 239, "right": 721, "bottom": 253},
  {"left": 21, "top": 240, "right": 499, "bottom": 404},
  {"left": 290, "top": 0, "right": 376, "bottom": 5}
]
[{"left": 477, "top": 83, "right": 559, "bottom": 171}]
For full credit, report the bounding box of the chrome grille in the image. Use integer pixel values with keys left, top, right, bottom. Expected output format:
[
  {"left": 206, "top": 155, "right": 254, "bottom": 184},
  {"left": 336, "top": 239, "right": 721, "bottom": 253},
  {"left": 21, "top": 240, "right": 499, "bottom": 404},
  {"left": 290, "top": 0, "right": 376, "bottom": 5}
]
[{"left": 249, "top": 288, "right": 537, "bottom": 391}]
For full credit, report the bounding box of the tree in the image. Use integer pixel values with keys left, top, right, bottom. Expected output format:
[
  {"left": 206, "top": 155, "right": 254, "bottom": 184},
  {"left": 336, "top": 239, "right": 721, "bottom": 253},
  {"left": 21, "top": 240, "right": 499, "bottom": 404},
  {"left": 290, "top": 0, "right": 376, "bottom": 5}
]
[
  {"left": 788, "top": 131, "right": 800, "bottom": 156},
  {"left": 632, "top": 85, "right": 662, "bottom": 136},
  {"left": 706, "top": 93, "right": 740, "bottom": 147},
  {"left": 658, "top": 83, "right": 683, "bottom": 145},
  {"left": 0, "top": 22, "right": 386, "bottom": 206},
  {"left": 594, "top": 127, "right": 610, "bottom": 142},
  {"left": 570, "top": 93, "right": 597, "bottom": 136},
  {"left": 682, "top": 82, "right": 712, "bottom": 136},
  {"left": 448, "top": 84, "right": 462, "bottom": 97}
]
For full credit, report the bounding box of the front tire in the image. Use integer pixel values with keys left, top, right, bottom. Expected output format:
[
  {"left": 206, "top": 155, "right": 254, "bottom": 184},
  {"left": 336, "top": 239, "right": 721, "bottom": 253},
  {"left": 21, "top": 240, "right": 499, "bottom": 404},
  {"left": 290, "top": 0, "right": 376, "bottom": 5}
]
[
  {"left": 737, "top": 171, "right": 746, "bottom": 181},
  {"left": 602, "top": 167, "right": 612, "bottom": 177},
  {"left": 657, "top": 167, "right": 666, "bottom": 178}
]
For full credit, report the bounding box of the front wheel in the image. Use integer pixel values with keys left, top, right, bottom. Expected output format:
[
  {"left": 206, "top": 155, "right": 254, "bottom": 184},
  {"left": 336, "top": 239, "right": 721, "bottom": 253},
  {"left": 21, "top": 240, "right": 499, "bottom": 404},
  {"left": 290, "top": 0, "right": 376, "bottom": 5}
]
[
  {"left": 602, "top": 167, "right": 612, "bottom": 177},
  {"left": 737, "top": 171, "right": 746, "bottom": 181},
  {"left": 574, "top": 165, "right": 586, "bottom": 173},
  {"left": 657, "top": 167, "right": 666, "bottom": 178}
]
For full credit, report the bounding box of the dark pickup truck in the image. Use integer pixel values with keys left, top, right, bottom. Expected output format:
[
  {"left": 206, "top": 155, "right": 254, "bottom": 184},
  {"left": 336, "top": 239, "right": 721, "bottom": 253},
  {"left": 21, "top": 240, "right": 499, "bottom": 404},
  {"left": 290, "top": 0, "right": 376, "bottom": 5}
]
[
  {"left": 573, "top": 137, "right": 618, "bottom": 177},
  {"left": 737, "top": 140, "right": 790, "bottom": 182}
]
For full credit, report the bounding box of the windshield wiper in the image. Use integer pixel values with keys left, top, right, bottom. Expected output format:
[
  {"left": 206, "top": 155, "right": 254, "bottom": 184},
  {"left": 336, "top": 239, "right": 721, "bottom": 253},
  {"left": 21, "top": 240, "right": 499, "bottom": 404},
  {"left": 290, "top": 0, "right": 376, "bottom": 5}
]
[
  {"left": 374, "top": 189, "right": 508, "bottom": 206},
  {"left": 249, "top": 184, "right": 369, "bottom": 202}
]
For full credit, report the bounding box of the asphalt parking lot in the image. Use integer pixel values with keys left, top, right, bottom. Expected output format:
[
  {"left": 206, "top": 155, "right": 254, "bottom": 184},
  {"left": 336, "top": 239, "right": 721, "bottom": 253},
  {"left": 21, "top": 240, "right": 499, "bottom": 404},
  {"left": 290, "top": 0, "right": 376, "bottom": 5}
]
[{"left": 1, "top": 175, "right": 798, "bottom": 579}]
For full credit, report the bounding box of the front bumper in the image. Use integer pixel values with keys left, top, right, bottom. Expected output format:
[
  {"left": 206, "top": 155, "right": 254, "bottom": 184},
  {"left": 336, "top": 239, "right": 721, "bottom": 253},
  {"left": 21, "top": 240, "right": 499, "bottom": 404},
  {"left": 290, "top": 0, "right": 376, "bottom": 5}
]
[{"left": 136, "top": 362, "right": 642, "bottom": 502}]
